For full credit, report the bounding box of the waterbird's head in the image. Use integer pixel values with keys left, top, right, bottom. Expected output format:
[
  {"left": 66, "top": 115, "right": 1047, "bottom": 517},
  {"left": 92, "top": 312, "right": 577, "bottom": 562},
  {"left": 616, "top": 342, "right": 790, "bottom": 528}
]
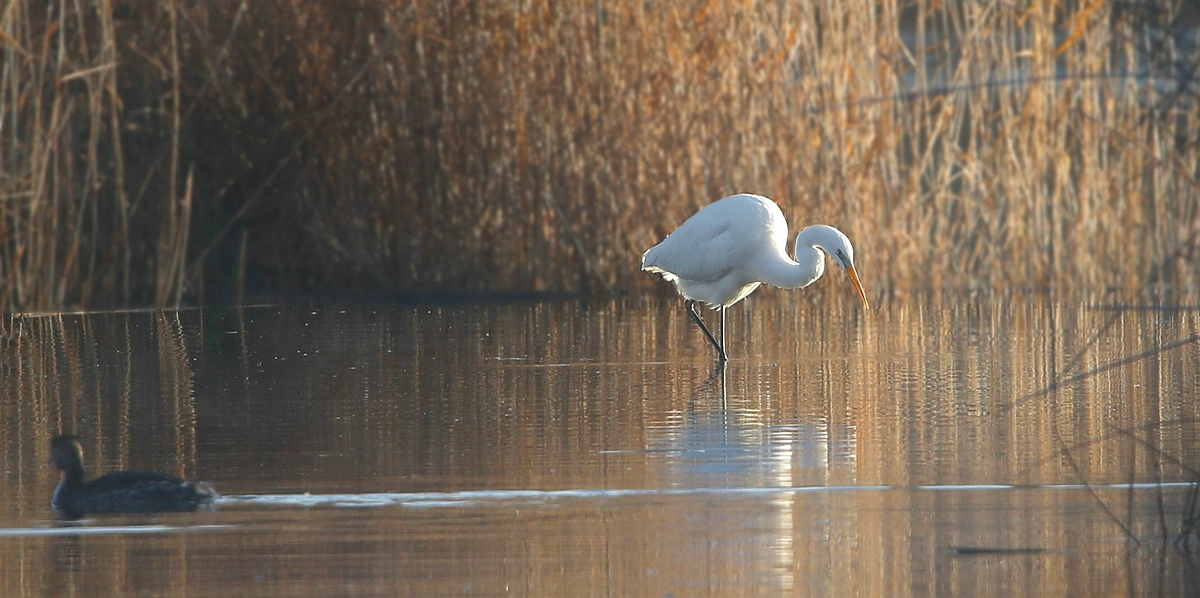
[
  {"left": 49, "top": 434, "right": 85, "bottom": 473},
  {"left": 797, "top": 225, "right": 870, "bottom": 310}
]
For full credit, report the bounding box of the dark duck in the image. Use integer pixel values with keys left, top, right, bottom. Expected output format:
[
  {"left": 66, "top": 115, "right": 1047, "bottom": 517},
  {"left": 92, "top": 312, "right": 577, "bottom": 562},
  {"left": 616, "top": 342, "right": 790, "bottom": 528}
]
[{"left": 50, "top": 434, "right": 218, "bottom": 518}]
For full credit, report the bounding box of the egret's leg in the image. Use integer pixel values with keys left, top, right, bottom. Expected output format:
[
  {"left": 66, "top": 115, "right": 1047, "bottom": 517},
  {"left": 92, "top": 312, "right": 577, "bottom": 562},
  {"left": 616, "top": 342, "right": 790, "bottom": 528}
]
[
  {"left": 685, "top": 300, "right": 728, "bottom": 362},
  {"left": 719, "top": 307, "right": 726, "bottom": 357}
]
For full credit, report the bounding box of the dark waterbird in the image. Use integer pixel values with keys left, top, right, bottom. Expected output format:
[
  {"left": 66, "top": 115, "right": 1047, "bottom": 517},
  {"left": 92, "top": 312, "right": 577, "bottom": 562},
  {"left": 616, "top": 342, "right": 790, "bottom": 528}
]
[{"left": 50, "top": 434, "right": 218, "bottom": 519}]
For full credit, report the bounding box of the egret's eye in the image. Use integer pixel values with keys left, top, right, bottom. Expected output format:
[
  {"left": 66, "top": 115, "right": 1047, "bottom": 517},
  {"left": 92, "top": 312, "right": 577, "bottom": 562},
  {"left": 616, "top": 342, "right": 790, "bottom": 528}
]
[{"left": 835, "top": 250, "right": 850, "bottom": 270}]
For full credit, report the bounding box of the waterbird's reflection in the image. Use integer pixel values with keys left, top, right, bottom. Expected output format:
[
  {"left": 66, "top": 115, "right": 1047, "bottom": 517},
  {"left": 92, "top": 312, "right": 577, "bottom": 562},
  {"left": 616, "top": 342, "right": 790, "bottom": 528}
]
[
  {"left": 644, "top": 363, "right": 861, "bottom": 594},
  {"left": 647, "top": 363, "right": 856, "bottom": 490},
  {"left": 47, "top": 532, "right": 83, "bottom": 594},
  {"left": 35, "top": 522, "right": 232, "bottom": 598}
]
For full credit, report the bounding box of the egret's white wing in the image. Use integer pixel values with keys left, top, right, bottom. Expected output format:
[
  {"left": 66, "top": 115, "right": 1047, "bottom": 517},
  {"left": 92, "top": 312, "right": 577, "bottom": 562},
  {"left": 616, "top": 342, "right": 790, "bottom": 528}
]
[{"left": 642, "top": 194, "right": 780, "bottom": 285}]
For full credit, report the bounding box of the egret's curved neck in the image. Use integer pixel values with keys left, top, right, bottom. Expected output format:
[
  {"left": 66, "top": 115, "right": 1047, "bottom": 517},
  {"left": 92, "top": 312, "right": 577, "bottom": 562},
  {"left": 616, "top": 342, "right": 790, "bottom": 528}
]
[{"left": 760, "top": 229, "right": 827, "bottom": 290}]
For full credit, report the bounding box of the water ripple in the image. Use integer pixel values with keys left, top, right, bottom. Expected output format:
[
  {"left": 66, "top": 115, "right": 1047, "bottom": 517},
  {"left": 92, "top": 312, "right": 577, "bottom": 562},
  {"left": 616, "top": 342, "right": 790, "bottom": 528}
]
[{"left": 218, "top": 482, "right": 1195, "bottom": 509}]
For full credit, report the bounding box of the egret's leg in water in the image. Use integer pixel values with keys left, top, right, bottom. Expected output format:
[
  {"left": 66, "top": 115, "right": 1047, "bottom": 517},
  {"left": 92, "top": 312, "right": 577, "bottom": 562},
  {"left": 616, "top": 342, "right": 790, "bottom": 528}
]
[{"left": 685, "top": 300, "right": 728, "bottom": 362}]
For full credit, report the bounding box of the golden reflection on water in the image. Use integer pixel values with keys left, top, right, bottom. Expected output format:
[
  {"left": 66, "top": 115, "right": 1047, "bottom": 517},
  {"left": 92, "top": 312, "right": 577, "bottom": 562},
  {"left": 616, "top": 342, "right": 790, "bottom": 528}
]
[{"left": 0, "top": 295, "right": 1198, "bottom": 596}]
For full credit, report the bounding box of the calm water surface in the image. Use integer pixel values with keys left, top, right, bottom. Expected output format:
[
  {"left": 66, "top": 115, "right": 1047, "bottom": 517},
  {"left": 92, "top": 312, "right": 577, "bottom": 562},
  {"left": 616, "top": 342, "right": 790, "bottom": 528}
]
[{"left": 1, "top": 294, "right": 1199, "bottom": 596}]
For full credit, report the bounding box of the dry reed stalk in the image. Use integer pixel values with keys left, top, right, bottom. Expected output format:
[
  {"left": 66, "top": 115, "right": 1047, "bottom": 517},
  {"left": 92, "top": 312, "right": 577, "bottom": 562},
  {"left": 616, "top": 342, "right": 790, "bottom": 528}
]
[
  {"left": 153, "top": 0, "right": 185, "bottom": 307},
  {"left": 1, "top": 1, "right": 190, "bottom": 313}
]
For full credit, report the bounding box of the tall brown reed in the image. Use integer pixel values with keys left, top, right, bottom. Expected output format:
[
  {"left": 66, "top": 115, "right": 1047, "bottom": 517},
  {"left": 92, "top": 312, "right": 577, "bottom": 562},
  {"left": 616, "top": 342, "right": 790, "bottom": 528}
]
[
  {"left": 284, "top": 0, "right": 1200, "bottom": 297},
  {"left": 0, "top": 0, "right": 190, "bottom": 312},
  {"left": 2, "top": 1, "right": 1198, "bottom": 312}
]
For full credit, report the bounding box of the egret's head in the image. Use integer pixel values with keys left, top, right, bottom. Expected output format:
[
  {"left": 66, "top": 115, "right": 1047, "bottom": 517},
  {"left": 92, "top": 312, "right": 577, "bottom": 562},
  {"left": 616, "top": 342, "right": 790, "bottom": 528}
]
[
  {"left": 800, "top": 225, "right": 869, "bottom": 310},
  {"left": 832, "top": 246, "right": 854, "bottom": 273}
]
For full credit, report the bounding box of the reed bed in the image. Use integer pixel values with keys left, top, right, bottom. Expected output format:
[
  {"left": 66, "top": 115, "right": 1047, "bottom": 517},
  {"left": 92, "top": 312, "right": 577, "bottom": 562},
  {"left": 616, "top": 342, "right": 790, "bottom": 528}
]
[{"left": 1, "top": 0, "right": 1198, "bottom": 311}]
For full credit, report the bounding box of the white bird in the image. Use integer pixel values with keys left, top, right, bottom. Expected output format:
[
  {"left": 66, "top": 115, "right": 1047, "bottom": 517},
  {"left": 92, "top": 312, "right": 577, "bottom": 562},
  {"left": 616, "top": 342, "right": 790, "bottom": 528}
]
[{"left": 642, "top": 193, "right": 869, "bottom": 361}]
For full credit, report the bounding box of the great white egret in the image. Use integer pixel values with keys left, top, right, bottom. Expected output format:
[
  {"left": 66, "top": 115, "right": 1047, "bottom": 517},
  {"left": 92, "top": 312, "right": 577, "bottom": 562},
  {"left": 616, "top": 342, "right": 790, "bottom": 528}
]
[{"left": 642, "top": 193, "right": 869, "bottom": 361}]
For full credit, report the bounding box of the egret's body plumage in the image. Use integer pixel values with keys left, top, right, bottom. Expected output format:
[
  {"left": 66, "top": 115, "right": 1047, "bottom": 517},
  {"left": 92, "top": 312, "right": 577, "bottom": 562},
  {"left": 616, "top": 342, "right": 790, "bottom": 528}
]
[{"left": 642, "top": 193, "right": 868, "bottom": 361}]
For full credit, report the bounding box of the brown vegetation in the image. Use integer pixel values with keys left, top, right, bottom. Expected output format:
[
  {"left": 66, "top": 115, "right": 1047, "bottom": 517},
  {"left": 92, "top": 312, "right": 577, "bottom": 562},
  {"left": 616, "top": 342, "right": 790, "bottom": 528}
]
[{"left": 2, "top": 1, "right": 1199, "bottom": 311}]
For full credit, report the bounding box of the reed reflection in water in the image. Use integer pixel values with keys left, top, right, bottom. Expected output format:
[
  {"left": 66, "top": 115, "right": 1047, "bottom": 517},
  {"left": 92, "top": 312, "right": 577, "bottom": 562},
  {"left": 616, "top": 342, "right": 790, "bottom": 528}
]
[{"left": 0, "top": 295, "right": 1198, "bottom": 596}]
